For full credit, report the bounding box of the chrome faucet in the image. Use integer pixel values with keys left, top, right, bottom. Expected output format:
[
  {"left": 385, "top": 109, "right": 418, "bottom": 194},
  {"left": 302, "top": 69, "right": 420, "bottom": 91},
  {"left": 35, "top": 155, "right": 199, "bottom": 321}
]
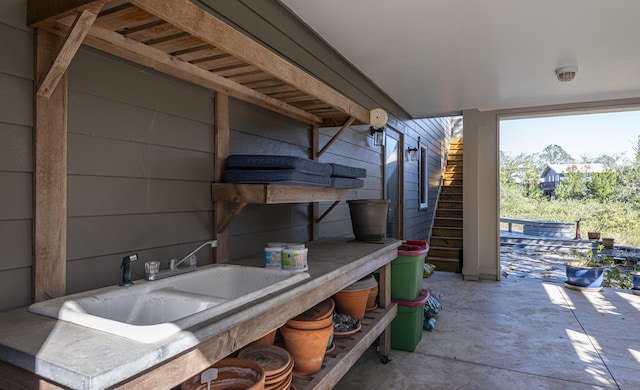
[
  {"left": 144, "top": 240, "right": 217, "bottom": 281},
  {"left": 119, "top": 253, "right": 138, "bottom": 286}
]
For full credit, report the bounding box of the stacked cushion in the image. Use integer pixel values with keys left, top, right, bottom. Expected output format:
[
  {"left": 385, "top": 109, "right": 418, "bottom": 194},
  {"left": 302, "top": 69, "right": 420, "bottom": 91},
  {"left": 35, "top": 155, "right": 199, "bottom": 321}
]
[
  {"left": 222, "top": 155, "right": 366, "bottom": 188},
  {"left": 329, "top": 163, "right": 366, "bottom": 188}
]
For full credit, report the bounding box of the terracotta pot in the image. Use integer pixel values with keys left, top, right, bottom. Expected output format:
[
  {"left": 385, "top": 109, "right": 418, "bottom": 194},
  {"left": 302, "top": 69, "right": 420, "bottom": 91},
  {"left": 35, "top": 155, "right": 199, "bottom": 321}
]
[
  {"left": 602, "top": 237, "right": 615, "bottom": 249},
  {"left": 181, "top": 358, "right": 265, "bottom": 390},
  {"left": 279, "top": 323, "right": 333, "bottom": 375},
  {"left": 334, "top": 288, "right": 370, "bottom": 320},
  {"left": 247, "top": 328, "right": 277, "bottom": 347},
  {"left": 587, "top": 231, "right": 601, "bottom": 240},
  {"left": 291, "top": 298, "right": 334, "bottom": 321},
  {"left": 286, "top": 313, "right": 333, "bottom": 330},
  {"left": 366, "top": 284, "right": 378, "bottom": 308}
]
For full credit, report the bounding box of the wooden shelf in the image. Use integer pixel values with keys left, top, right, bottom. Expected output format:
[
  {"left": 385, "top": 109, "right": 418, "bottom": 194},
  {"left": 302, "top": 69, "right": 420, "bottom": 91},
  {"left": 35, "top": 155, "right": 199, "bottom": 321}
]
[
  {"left": 292, "top": 304, "right": 397, "bottom": 389},
  {"left": 28, "top": 0, "right": 372, "bottom": 127},
  {"left": 211, "top": 183, "right": 358, "bottom": 204}
]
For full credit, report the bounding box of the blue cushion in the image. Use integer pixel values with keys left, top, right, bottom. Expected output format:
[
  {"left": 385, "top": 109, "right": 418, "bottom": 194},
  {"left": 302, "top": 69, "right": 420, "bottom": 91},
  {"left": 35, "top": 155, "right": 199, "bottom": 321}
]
[
  {"left": 222, "top": 169, "right": 331, "bottom": 187},
  {"left": 226, "top": 155, "right": 332, "bottom": 175},
  {"left": 330, "top": 163, "right": 367, "bottom": 178},
  {"left": 330, "top": 177, "right": 364, "bottom": 188}
]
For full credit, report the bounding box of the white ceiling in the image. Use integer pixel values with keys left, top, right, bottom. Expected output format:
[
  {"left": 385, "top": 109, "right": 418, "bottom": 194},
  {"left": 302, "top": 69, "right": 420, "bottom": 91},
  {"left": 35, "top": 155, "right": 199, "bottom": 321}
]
[{"left": 279, "top": 0, "right": 640, "bottom": 118}]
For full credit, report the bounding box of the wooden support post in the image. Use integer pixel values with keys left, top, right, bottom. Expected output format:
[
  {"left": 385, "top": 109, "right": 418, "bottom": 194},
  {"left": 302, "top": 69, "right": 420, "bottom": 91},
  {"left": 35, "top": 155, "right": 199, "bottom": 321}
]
[
  {"left": 33, "top": 29, "right": 68, "bottom": 302},
  {"left": 377, "top": 262, "right": 392, "bottom": 356},
  {"left": 213, "top": 93, "right": 230, "bottom": 263},
  {"left": 311, "top": 126, "right": 320, "bottom": 240}
]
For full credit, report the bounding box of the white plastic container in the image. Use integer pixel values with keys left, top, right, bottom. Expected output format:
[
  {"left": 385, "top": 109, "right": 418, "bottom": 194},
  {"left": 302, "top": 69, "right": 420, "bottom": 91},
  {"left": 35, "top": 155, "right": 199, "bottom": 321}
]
[
  {"left": 264, "top": 242, "right": 286, "bottom": 268},
  {"left": 282, "top": 243, "right": 308, "bottom": 272}
]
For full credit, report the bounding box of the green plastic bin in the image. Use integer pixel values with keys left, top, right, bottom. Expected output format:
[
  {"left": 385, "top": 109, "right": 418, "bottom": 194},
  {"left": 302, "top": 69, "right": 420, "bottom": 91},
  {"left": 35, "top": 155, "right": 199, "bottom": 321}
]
[
  {"left": 391, "top": 240, "right": 429, "bottom": 301},
  {"left": 391, "top": 289, "right": 430, "bottom": 352}
]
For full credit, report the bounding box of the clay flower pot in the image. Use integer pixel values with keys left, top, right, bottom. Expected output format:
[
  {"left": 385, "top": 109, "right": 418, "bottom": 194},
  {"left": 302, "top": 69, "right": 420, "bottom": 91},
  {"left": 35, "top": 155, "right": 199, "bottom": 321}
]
[
  {"left": 286, "top": 313, "right": 333, "bottom": 330},
  {"left": 587, "top": 231, "right": 601, "bottom": 240},
  {"left": 602, "top": 237, "right": 615, "bottom": 249},
  {"left": 182, "top": 358, "right": 266, "bottom": 390},
  {"left": 334, "top": 288, "right": 370, "bottom": 320},
  {"left": 247, "top": 328, "right": 277, "bottom": 347},
  {"left": 279, "top": 323, "right": 333, "bottom": 375},
  {"left": 366, "top": 283, "right": 379, "bottom": 309}
]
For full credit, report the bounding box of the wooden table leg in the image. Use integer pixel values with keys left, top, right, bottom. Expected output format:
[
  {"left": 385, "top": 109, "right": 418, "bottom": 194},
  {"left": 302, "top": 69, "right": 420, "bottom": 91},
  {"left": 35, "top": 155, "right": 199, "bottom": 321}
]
[{"left": 377, "top": 262, "right": 391, "bottom": 357}]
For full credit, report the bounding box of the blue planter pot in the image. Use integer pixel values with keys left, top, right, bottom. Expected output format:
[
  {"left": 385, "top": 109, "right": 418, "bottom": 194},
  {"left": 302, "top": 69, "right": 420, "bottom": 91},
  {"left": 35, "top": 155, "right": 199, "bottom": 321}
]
[
  {"left": 632, "top": 271, "right": 640, "bottom": 291},
  {"left": 565, "top": 263, "right": 604, "bottom": 288}
]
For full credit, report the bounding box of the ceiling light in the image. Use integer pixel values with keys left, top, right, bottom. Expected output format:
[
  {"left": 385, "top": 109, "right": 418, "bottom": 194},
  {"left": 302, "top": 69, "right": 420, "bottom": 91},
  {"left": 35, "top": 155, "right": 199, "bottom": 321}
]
[{"left": 555, "top": 66, "right": 578, "bottom": 82}]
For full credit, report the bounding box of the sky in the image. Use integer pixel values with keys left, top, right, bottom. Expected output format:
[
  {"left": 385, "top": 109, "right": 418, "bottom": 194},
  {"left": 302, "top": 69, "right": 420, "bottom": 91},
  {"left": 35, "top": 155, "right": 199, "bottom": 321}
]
[{"left": 500, "top": 110, "right": 640, "bottom": 161}]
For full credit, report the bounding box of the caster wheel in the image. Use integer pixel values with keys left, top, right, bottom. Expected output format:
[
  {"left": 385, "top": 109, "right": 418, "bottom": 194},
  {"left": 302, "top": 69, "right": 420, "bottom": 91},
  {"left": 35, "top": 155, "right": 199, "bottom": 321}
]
[{"left": 380, "top": 355, "right": 391, "bottom": 364}]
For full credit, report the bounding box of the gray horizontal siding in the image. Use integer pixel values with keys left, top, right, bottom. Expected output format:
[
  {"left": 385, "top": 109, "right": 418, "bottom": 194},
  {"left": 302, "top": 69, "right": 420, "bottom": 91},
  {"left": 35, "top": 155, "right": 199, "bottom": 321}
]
[
  {"left": 0, "top": 0, "right": 447, "bottom": 313},
  {"left": 0, "top": 0, "right": 33, "bottom": 312}
]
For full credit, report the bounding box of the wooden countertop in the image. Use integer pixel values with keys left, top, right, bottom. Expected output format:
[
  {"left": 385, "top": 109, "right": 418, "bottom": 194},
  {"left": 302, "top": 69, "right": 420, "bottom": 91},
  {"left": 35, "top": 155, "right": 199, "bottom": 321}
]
[{"left": 0, "top": 237, "right": 401, "bottom": 389}]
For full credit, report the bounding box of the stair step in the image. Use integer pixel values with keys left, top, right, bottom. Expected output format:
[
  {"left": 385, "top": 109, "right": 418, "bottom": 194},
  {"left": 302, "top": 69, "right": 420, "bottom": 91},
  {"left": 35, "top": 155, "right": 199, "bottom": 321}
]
[
  {"left": 435, "top": 210, "right": 462, "bottom": 219},
  {"left": 429, "top": 236, "right": 463, "bottom": 247},
  {"left": 445, "top": 166, "right": 463, "bottom": 173},
  {"left": 442, "top": 178, "right": 462, "bottom": 186},
  {"left": 444, "top": 172, "right": 463, "bottom": 180},
  {"left": 425, "top": 257, "right": 460, "bottom": 273},
  {"left": 432, "top": 227, "right": 463, "bottom": 237},
  {"left": 440, "top": 185, "right": 462, "bottom": 194},
  {"left": 436, "top": 200, "right": 462, "bottom": 209},
  {"left": 433, "top": 217, "right": 463, "bottom": 228},
  {"left": 427, "top": 246, "right": 461, "bottom": 258},
  {"left": 439, "top": 193, "right": 462, "bottom": 202}
]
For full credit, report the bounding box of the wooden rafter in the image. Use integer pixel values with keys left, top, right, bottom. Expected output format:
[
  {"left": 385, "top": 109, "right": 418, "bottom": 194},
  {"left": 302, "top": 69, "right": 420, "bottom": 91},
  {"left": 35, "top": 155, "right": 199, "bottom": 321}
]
[{"left": 129, "top": 0, "right": 370, "bottom": 124}]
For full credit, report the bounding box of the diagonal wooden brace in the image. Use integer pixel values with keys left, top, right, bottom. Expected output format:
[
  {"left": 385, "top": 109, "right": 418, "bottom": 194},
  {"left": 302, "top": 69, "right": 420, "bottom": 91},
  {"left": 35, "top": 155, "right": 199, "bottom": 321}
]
[
  {"left": 37, "top": 9, "right": 98, "bottom": 97},
  {"left": 317, "top": 116, "right": 355, "bottom": 157}
]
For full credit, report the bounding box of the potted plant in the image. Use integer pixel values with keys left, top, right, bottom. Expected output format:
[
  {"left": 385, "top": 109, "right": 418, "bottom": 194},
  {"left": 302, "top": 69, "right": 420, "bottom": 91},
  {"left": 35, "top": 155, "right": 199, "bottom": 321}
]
[
  {"left": 632, "top": 271, "right": 640, "bottom": 295},
  {"left": 565, "top": 246, "right": 606, "bottom": 290},
  {"left": 586, "top": 219, "right": 603, "bottom": 240},
  {"left": 587, "top": 231, "right": 601, "bottom": 240},
  {"left": 602, "top": 237, "right": 615, "bottom": 249}
]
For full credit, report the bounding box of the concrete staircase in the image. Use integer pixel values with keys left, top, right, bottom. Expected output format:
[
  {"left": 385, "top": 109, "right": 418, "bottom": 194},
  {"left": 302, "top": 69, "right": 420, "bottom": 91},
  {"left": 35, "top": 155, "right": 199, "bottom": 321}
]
[{"left": 426, "top": 137, "right": 463, "bottom": 272}]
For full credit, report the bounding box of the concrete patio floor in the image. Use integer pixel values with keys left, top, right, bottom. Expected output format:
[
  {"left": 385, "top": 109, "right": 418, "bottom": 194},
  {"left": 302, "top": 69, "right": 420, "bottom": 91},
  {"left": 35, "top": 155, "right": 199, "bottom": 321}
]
[{"left": 334, "top": 271, "right": 640, "bottom": 389}]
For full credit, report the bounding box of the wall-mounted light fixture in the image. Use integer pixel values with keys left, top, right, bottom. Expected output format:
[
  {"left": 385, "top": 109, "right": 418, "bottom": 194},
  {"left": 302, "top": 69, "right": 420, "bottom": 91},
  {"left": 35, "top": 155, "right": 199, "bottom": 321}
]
[
  {"left": 406, "top": 146, "right": 418, "bottom": 161},
  {"left": 369, "top": 108, "right": 389, "bottom": 147},
  {"left": 370, "top": 126, "right": 385, "bottom": 146}
]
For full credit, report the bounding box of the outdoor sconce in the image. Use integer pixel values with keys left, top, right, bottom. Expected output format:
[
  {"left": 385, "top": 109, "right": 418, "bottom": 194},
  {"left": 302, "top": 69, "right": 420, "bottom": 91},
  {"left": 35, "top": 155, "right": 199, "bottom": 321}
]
[
  {"left": 370, "top": 126, "right": 385, "bottom": 146},
  {"left": 406, "top": 146, "right": 418, "bottom": 161},
  {"left": 369, "top": 108, "right": 388, "bottom": 147}
]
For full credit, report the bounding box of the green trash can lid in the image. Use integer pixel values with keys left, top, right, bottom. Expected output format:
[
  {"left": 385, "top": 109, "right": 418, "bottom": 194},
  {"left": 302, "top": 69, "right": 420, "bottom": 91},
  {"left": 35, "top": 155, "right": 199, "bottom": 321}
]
[{"left": 392, "top": 289, "right": 430, "bottom": 306}]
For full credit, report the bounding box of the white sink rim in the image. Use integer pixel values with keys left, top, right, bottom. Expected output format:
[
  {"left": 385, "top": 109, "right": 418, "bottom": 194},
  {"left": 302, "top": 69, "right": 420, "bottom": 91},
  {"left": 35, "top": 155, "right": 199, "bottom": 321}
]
[{"left": 28, "top": 264, "right": 309, "bottom": 343}]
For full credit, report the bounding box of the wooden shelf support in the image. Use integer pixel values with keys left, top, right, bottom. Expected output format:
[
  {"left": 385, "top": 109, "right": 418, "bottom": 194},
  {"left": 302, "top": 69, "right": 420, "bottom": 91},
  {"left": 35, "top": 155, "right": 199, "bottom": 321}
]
[
  {"left": 37, "top": 8, "right": 99, "bottom": 97},
  {"left": 317, "top": 116, "right": 355, "bottom": 158},
  {"left": 215, "top": 202, "right": 248, "bottom": 234},
  {"left": 316, "top": 201, "right": 340, "bottom": 224}
]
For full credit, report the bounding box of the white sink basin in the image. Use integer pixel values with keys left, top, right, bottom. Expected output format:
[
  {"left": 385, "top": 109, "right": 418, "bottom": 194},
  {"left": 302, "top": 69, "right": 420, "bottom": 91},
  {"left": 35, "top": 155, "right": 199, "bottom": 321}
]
[{"left": 28, "top": 264, "right": 309, "bottom": 343}]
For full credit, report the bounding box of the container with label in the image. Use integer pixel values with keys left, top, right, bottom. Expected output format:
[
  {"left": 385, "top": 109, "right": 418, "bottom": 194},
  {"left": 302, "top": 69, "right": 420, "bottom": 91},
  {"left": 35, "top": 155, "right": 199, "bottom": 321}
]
[
  {"left": 282, "top": 243, "right": 308, "bottom": 271},
  {"left": 264, "top": 242, "right": 286, "bottom": 269}
]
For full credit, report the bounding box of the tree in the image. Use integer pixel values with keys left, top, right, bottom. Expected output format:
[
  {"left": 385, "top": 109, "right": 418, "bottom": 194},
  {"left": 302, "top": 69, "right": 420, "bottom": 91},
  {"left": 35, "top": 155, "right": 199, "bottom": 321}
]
[
  {"left": 555, "top": 166, "right": 586, "bottom": 200},
  {"left": 632, "top": 135, "right": 640, "bottom": 162},
  {"left": 585, "top": 170, "right": 617, "bottom": 202},
  {"left": 540, "top": 144, "right": 574, "bottom": 165}
]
